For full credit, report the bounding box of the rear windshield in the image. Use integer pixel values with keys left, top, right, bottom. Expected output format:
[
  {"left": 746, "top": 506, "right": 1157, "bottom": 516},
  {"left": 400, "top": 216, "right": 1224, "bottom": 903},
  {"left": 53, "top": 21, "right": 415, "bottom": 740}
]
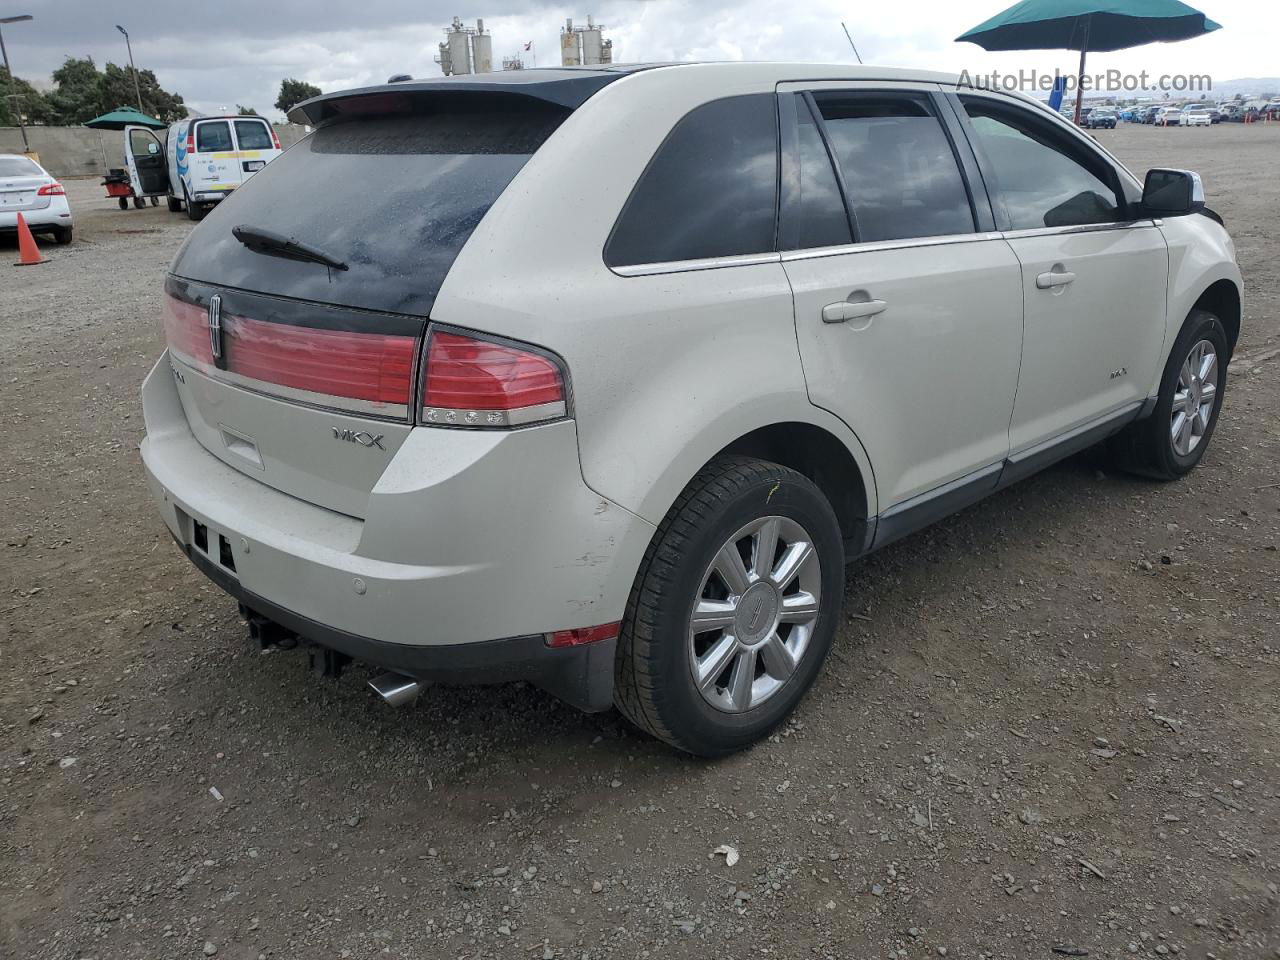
[
  {"left": 0, "top": 156, "right": 43, "bottom": 177},
  {"left": 196, "top": 121, "right": 233, "bottom": 152},
  {"left": 235, "top": 119, "right": 273, "bottom": 150},
  {"left": 170, "top": 100, "right": 568, "bottom": 316}
]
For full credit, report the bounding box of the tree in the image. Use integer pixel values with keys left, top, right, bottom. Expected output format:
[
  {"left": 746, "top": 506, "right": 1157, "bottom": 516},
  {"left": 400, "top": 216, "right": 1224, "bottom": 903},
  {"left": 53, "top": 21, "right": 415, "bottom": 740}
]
[
  {"left": 41, "top": 56, "right": 187, "bottom": 124},
  {"left": 236, "top": 104, "right": 259, "bottom": 116},
  {"left": 46, "top": 57, "right": 103, "bottom": 124},
  {"left": 102, "top": 62, "right": 185, "bottom": 122},
  {"left": 0, "top": 66, "right": 55, "bottom": 125},
  {"left": 275, "top": 78, "right": 322, "bottom": 115}
]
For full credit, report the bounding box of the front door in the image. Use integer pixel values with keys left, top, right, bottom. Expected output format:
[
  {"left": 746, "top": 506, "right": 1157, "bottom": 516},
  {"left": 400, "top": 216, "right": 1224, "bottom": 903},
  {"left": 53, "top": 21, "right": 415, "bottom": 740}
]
[
  {"left": 125, "top": 125, "right": 169, "bottom": 196},
  {"left": 778, "top": 85, "right": 1024, "bottom": 517},
  {"left": 955, "top": 94, "right": 1169, "bottom": 452}
]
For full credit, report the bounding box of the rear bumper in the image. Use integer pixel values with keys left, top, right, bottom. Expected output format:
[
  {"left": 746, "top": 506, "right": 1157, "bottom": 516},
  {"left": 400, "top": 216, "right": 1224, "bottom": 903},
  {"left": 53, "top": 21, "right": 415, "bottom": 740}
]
[
  {"left": 139, "top": 353, "right": 653, "bottom": 711},
  {"left": 184, "top": 541, "right": 618, "bottom": 711},
  {"left": 0, "top": 201, "right": 71, "bottom": 231}
]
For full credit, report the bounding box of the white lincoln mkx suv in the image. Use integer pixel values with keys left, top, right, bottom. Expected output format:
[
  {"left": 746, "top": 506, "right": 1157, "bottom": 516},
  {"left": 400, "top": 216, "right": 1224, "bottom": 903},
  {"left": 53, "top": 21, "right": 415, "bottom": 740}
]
[{"left": 140, "top": 63, "right": 1242, "bottom": 756}]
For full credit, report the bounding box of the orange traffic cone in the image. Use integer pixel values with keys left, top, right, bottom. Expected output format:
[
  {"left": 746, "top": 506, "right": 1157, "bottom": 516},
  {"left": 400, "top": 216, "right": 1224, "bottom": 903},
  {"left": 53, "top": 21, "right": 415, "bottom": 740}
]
[{"left": 14, "top": 212, "right": 48, "bottom": 266}]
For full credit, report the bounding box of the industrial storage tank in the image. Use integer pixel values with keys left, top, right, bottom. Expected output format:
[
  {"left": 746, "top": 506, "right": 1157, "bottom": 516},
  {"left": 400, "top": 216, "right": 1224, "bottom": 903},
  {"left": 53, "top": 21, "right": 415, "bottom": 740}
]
[
  {"left": 472, "top": 18, "right": 493, "bottom": 74},
  {"left": 581, "top": 24, "right": 603, "bottom": 65},
  {"left": 560, "top": 18, "right": 581, "bottom": 66},
  {"left": 447, "top": 23, "right": 472, "bottom": 75}
]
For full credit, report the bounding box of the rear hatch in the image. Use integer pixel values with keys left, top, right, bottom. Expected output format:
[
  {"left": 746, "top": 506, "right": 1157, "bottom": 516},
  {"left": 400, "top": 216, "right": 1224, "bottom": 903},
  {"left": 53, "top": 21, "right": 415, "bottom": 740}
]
[{"left": 164, "top": 83, "right": 596, "bottom": 518}]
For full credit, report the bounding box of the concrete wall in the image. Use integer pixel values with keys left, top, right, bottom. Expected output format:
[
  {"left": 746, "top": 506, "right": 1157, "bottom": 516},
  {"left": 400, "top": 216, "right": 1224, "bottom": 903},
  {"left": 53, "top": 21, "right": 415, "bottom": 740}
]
[{"left": 0, "top": 123, "right": 310, "bottom": 179}]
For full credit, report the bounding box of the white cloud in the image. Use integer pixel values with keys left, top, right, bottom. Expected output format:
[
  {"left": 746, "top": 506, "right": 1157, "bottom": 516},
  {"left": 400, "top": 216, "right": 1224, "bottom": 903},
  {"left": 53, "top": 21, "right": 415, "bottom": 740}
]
[{"left": 8, "top": 0, "right": 1276, "bottom": 118}]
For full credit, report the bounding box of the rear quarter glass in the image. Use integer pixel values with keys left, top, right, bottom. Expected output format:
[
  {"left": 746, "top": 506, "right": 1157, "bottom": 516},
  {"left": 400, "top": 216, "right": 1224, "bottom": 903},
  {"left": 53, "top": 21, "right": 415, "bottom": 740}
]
[{"left": 169, "top": 102, "right": 569, "bottom": 317}]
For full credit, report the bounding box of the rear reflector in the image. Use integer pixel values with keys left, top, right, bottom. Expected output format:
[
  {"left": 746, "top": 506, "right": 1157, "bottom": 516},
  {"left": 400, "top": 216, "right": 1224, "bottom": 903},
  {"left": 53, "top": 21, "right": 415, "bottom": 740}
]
[
  {"left": 545, "top": 622, "right": 621, "bottom": 648},
  {"left": 421, "top": 329, "right": 566, "bottom": 428},
  {"left": 162, "top": 293, "right": 417, "bottom": 418}
]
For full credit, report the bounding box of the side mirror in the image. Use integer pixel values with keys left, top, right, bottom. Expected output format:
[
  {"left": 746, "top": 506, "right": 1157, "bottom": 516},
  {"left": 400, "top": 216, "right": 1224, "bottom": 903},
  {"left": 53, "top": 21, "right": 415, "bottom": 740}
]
[{"left": 1142, "top": 168, "right": 1204, "bottom": 216}]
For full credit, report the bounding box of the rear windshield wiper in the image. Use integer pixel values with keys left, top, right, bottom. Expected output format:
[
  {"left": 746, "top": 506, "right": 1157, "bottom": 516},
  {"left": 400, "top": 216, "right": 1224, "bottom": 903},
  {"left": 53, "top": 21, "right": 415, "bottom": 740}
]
[{"left": 231, "top": 224, "right": 349, "bottom": 272}]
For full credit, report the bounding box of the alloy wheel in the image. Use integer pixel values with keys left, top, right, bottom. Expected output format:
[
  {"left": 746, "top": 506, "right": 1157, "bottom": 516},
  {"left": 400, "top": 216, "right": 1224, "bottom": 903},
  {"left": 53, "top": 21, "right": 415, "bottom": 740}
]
[
  {"left": 1171, "top": 339, "right": 1218, "bottom": 456},
  {"left": 687, "top": 516, "right": 822, "bottom": 713}
]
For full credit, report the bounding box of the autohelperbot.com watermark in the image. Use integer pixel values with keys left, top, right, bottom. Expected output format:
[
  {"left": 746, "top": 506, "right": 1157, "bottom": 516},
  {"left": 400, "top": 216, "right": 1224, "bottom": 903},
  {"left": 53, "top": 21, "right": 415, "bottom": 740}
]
[{"left": 958, "top": 68, "right": 1213, "bottom": 94}]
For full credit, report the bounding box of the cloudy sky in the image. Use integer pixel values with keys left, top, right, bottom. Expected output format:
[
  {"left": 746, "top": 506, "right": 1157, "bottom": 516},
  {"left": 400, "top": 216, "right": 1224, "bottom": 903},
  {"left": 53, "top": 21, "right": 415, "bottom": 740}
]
[{"left": 5, "top": 0, "right": 1276, "bottom": 118}]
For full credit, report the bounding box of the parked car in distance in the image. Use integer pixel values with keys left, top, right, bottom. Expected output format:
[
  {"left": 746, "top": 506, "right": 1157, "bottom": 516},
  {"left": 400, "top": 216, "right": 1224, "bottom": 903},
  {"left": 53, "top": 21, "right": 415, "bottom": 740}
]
[
  {"left": 1155, "top": 107, "right": 1182, "bottom": 126},
  {"left": 140, "top": 63, "right": 1243, "bottom": 756},
  {"left": 1218, "top": 103, "right": 1244, "bottom": 122},
  {"left": 1085, "top": 108, "right": 1117, "bottom": 129},
  {"left": 0, "top": 153, "right": 73, "bottom": 244},
  {"left": 1181, "top": 108, "right": 1213, "bottom": 127}
]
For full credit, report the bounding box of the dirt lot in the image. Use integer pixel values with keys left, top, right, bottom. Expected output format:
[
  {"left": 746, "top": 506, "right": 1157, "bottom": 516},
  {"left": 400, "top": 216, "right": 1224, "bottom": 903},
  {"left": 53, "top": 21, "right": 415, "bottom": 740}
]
[{"left": 2, "top": 124, "right": 1278, "bottom": 960}]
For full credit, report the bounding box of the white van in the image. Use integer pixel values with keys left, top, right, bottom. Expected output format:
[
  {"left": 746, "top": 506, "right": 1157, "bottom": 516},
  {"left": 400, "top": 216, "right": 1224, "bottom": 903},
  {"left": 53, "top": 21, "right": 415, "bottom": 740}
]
[{"left": 125, "top": 116, "right": 282, "bottom": 220}]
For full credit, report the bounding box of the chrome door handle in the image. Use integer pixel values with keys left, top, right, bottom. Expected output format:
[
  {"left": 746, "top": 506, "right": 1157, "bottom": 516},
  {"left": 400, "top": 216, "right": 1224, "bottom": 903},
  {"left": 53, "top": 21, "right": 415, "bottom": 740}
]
[
  {"left": 822, "top": 299, "right": 887, "bottom": 323},
  {"left": 1035, "top": 270, "right": 1076, "bottom": 289}
]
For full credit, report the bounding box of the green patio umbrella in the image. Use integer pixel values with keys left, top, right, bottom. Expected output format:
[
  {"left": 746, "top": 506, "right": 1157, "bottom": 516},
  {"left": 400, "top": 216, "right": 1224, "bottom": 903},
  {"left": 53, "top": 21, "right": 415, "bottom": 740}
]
[
  {"left": 957, "top": 0, "right": 1221, "bottom": 123},
  {"left": 83, "top": 105, "right": 167, "bottom": 130}
]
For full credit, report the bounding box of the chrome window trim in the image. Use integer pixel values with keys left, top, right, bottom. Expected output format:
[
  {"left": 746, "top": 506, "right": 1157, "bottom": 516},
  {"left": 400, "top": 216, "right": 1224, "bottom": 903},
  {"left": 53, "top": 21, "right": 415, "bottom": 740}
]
[
  {"left": 169, "top": 350, "right": 412, "bottom": 423},
  {"left": 999, "top": 219, "right": 1161, "bottom": 241},
  {"left": 780, "top": 231, "right": 1002, "bottom": 262},
  {"left": 611, "top": 251, "right": 782, "bottom": 277}
]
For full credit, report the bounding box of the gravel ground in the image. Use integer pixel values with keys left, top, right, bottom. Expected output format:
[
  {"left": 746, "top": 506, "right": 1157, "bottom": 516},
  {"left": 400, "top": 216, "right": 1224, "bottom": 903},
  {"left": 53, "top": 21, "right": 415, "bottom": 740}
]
[{"left": 2, "top": 123, "right": 1278, "bottom": 960}]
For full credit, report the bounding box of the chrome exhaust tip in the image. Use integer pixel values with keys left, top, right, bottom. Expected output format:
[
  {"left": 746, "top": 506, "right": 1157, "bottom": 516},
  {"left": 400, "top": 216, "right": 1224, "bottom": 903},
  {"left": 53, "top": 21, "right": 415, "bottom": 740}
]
[{"left": 368, "top": 672, "right": 422, "bottom": 708}]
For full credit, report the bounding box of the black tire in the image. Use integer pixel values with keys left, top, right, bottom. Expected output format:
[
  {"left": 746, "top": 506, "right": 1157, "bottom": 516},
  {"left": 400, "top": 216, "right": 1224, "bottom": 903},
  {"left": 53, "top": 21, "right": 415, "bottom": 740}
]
[
  {"left": 614, "top": 456, "right": 845, "bottom": 757},
  {"left": 133, "top": 196, "right": 146, "bottom": 209},
  {"left": 166, "top": 193, "right": 182, "bottom": 213},
  {"left": 53, "top": 226, "right": 73, "bottom": 245},
  {"left": 117, "top": 197, "right": 128, "bottom": 210},
  {"left": 150, "top": 196, "right": 159, "bottom": 206},
  {"left": 183, "top": 184, "right": 204, "bottom": 221},
  {"left": 1108, "top": 309, "right": 1229, "bottom": 480}
]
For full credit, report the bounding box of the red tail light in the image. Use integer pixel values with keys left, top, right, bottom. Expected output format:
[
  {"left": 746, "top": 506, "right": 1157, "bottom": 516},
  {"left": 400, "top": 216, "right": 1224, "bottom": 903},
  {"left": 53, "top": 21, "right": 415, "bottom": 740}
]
[
  {"left": 270, "top": 127, "right": 282, "bottom": 150},
  {"left": 421, "top": 329, "right": 566, "bottom": 428},
  {"left": 186, "top": 134, "right": 196, "bottom": 154},
  {"left": 161, "top": 294, "right": 417, "bottom": 417},
  {"left": 37, "top": 182, "right": 65, "bottom": 196}
]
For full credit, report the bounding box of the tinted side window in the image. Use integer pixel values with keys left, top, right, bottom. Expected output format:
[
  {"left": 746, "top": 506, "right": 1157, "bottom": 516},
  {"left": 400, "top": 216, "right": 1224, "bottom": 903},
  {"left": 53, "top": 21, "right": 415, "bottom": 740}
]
[
  {"left": 606, "top": 94, "right": 778, "bottom": 267},
  {"left": 196, "top": 121, "right": 233, "bottom": 152},
  {"left": 814, "top": 93, "right": 974, "bottom": 243},
  {"left": 784, "top": 98, "right": 853, "bottom": 249},
  {"left": 960, "top": 97, "right": 1121, "bottom": 230},
  {"left": 234, "top": 120, "right": 274, "bottom": 150}
]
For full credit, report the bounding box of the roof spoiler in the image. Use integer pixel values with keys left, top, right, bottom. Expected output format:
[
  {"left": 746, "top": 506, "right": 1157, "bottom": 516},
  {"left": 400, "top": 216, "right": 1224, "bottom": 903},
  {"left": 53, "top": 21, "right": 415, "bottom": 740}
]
[{"left": 288, "top": 72, "right": 619, "bottom": 126}]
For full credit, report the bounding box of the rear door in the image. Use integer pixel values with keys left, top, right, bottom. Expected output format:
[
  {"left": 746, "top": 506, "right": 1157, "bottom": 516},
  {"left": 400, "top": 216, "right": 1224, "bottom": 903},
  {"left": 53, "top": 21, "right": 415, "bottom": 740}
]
[
  {"left": 231, "top": 117, "right": 281, "bottom": 181},
  {"left": 124, "top": 125, "right": 169, "bottom": 196},
  {"left": 953, "top": 93, "right": 1168, "bottom": 456},
  {"left": 190, "top": 119, "right": 240, "bottom": 196},
  {"left": 777, "top": 83, "right": 1023, "bottom": 530}
]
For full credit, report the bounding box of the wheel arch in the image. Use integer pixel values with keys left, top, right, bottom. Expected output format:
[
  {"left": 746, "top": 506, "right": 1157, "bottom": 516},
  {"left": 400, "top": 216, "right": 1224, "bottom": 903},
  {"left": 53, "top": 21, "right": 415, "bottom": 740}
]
[
  {"left": 1191, "top": 278, "right": 1241, "bottom": 356},
  {"left": 715, "top": 422, "right": 874, "bottom": 555}
]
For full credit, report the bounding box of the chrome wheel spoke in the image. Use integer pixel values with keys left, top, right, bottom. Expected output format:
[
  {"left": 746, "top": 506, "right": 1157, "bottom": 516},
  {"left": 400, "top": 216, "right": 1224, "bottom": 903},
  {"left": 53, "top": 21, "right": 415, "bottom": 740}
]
[
  {"left": 727, "top": 646, "right": 757, "bottom": 710},
  {"left": 770, "top": 540, "right": 814, "bottom": 590},
  {"left": 713, "top": 542, "right": 752, "bottom": 596},
  {"left": 752, "top": 517, "right": 781, "bottom": 580},
  {"left": 759, "top": 632, "right": 797, "bottom": 681},
  {"left": 779, "top": 591, "right": 820, "bottom": 624},
  {"left": 696, "top": 634, "right": 739, "bottom": 691},
  {"left": 1199, "top": 380, "right": 1217, "bottom": 405},
  {"left": 691, "top": 599, "right": 737, "bottom": 634}
]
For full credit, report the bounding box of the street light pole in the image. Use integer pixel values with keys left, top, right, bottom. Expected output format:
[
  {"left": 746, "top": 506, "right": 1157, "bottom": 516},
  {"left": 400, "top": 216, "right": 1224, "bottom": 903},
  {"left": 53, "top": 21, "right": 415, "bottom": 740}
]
[
  {"left": 0, "top": 14, "right": 35, "bottom": 152},
  {"left": 116, "top": 24, "right": 144, "bottom": 113}
]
